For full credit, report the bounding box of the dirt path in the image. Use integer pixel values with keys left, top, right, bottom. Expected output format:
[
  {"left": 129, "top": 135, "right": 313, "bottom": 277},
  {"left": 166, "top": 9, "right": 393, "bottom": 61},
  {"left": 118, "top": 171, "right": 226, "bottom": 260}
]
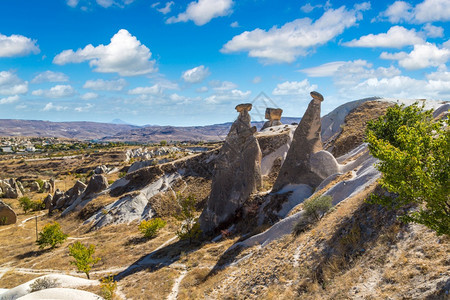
[{"left": 167, "top": 264, "right": 187, "bottom": 300}]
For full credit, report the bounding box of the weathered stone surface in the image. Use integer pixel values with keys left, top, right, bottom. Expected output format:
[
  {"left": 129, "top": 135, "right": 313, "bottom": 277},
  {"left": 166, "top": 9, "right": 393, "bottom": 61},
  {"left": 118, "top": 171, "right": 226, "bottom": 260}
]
[
  {"left": 5, "top": 187, "right": 19, "bottom": 199},
  {"left": 82, "top": 175, "right": 108, "bottom": 199},
  {"left": 30, "top": 182, "right": 40, "bottom": 192},
  {"left": 272, "top": 92, "right": 325, "bottom": 192},
  {"left": 44, "top": 194, "right": 53, "bottom": 209},
  {"left": 94, "top": 165, "right": 108, "bottom": 174},
  {"left": 310, "top": 91, "right": 324, "bottom": 101},
  {"left": 261, "top": 108, "right": 283, "bottom": 130},
  {"left": 52, "top": 181, "right": 87, "bottom": 211},
  {"left": 235, "top": 103, "right": 252, "bottom": 112},
  {"left": 200, "top": 103, "right": 262, "bottom": 234},
  {"left": 42, "top": 181, "right": 51, "bottom": 193},
  {"left": 49, "top": 178, "right": 56, "bottom": 194},
  {"left": 0, "top": 200, "right": 16, "bottom": 225}
]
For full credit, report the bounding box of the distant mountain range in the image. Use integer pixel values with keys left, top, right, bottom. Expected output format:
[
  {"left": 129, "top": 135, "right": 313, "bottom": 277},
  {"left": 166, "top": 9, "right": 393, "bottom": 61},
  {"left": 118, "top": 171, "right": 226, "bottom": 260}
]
[{"left": 0, "top": 117, "right": 300, "bottom": 142}]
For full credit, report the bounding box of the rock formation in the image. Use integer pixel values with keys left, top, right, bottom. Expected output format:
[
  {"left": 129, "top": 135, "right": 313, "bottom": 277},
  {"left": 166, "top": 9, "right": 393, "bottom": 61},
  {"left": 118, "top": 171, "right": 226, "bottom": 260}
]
[
  {"left": 30, "top": 182, "right": 40, "bottom": 192},
  {"left": 261, "top": 108, "right": 283, "bottom": 130},
  {"left": 82, "top": 175, "right": 108, "bottom": 199},
  {"left": 51, "top": 181, "right": 87, "bottom": 212},
  {"left": 272, "top": 91, "right": 330, "bottom": 192},
  {"left": 200, "top": 103, "right": 262, "bottom": 235},
  {"left": 0, "top": 200, "right": 16, "bottom": 225}
]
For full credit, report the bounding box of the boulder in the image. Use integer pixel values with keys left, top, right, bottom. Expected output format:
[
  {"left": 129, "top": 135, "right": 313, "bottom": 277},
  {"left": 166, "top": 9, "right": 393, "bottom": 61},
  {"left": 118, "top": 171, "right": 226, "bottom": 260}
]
[
  {"left": 43, "top": 194, "right": 53, "bottom": 209},
  {"left": 8, "top": 179, "right": 23, "bottom": 198},
  {"left": 5, "top": 187, "right": 19, "bottom": 199},
  {"left": 261, "top": 108, "right": 283, "bottom": 130},
  {"left": 272, "top": 91, "right": 325, "bottom": 192},
  {"left": 127, "top": 160, "right": 155, "bottom": 174},
  {"left": 200, "top": 103, "right": 262, "bottom": 235},
  {"left": 82, "top": 175, "right": 108, "bottom": 199},
  {"left": 94, "top": 165, "right": 108, "bottom": 174},
  {"left": 42, "top": 181, "right": 52, "bottom": 193},
  {"left": 0, "top": 200, "right": 16, "bottom": 225},
  {"left": 30, "top": 181, "right": 40, "bottom": 192},
  {"left": 49, "top": 178, "right": 56, "bottom": 194}
]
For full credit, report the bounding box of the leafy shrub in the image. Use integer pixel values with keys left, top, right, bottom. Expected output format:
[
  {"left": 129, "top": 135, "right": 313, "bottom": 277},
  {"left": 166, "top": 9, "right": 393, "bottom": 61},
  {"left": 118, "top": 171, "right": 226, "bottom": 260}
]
[
  {"left": 68, "top": 241, "right": 101, "bottom": 279},
  {"left": 118, "top": 172, "right": 127, "bottom": 178},
  {"left": 31, "top": 199, "right": 45, "bottom": 211},
  {"left": 100, "top": 276, "right": 117, "bottom": 300},
  {"left": 29, "top": 277, "right": 60, "bottom": 292},
  {"left": 175, "top": 194, "right": 202, "bottom": 244},
  {"left": 19, "top": 196, "right": 33, "bottom": 213},
  {"left": 139, "top": 218, "right": 166, "bottom": 238},
  {"left": 366, "top": 103, "right": 449, "bottom": 235},
  {"left": 303, "top": 195, "right": 333, "bottom": 222},
  {"left": 36, "top": 222, "right": 68, "bottom": 249},
  {"left": 36, "top": 179, "right": 45, "bottom": 193}
]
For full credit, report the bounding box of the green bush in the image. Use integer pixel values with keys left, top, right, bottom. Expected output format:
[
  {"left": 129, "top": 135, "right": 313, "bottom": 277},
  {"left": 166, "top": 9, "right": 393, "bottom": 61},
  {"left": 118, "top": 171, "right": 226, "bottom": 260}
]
[
  {"left": 36, "top": 179, "right": 45, "bottom": 193},
  {"left": 175, "top": 195, "right": 202, "bottom": 244},
  {"left": 19, "top": 196, "right": 33, "bottom": 213},
  {"left": 118, "top": 172, "right": 127, "bottom": 178},
  {"left": 36, "top": 222, "right": 68, "bottom": 249},
  {"left": 29, "top": 277, "right": 60, "bottom": 292},
  {"left": 303, "top": 195, "right": 333, "bottom": 222},
  {"left": 68, "top": 241, "right": 101, "bottom": 279},
  {"left": 366, "top": 102, "right": 449, "bottom": 235},
  {"left": 139, "top": 218, "right": 166, "bottom": 238},
  {"left": 100, "top": 276, "right": 117, "bottom": 300}
]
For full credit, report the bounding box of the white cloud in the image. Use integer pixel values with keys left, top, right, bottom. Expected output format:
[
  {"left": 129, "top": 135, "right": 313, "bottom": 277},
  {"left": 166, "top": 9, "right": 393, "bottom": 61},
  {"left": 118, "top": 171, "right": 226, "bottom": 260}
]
[
  {"left": 300, "top": 61, "right": 346, "bottom": 77},
  {"left": 196, "top": 86, "right": 208, "bottom": 93},
  {"left": 66, "top": 0, "right": 79, "bottom": 7},
  {"left": 272, "top": 79, "right": 318, "bottom": 95},
  {"left": 381, "top": 42, "right": 450, "bottom": 69},
  {"left": 128, "top": 84, "right": 162, "bottom": 95},
  {"left": 0, "top": 33, "right": 40, "bottom": 57},
  {"left": 301, "top": 1, "right": 332, "bottom": 13},
  {"left": 0, "top": 71, "right": 28, "bottom": 95},
  {"left": 221, "top": 6, "right": 364, "bottom": 63},
  {"left": 32, "top": 85, "right": 76, "bottom": 98},
  {"left": 333, "top": 60, "right": 401, "bottom": 86},
  {"left": 230, "top": 21, "right": 239, "bottom": 28},
  {"left": 0, "top": 95, "right": 19, "bottom": 105},
  {"left": 166, "top": 0, "right": 234, "bottom": 26},
  {"left": 42, "top": 102, "right": 68, "bottom": 111},
  {"left": 53, "top": 29, "right": 157, "bottom": 76},
  {"left": 151, "top": 2, "right": 160, "bottom": 8},
  {"left": 157, "top": 1, "right": 174, "bottom": 14},
  {"left": 252, "top": 76, "right": 262, "bottom": 84},
  {"left": 422, "top": 23, "right": 444, "bottom": 38},
  {"left": 205, "top": 89, "right": 250, "bottom": 104},
  {"left": 31, "top": 71, "right": 69, "bottom": 84},
  {"left": 83, "top": 78, "right": 127, "bottom": 91},
  {"left": 379, "top": 0, "right": 450, "bottom": 23},
  {"left": 75, "top": 103, "right": 94, "bottom": 112},
  {"left": 66, "top": 0, "right": 134, "bottom": 8},
  {"left": 209, "top": 80, "right": 237, "bottom": 91},
  {"left": 182, "top": 65, "right": 210, "bottom": 83},
  {"left": 81, "top": 92, "right": 98, "bottom": 100},
  {"left": 343, "top": 26, "right": 424, "bottom": 48}
]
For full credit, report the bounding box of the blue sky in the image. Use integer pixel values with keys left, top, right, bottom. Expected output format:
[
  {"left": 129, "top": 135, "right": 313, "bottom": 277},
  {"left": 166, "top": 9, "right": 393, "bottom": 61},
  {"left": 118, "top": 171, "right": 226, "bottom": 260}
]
[{"left": 0, "top": 0, "right": 449, "bottom": 126}]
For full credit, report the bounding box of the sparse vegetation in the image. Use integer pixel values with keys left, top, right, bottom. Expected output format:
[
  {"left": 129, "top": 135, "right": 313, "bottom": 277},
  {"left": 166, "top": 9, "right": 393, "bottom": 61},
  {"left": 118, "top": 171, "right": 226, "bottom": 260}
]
[
  {"left": 36, "top": 222, "right": 68, "bottom": 249},
  {"left": 138, "top": 217, "right": 166, "bottom": 238},
  {"left": 29, "top": 277, "right": 60, "bottom": 292},
  {"left": 366, "top": 102, "right": 449, "bottom": 235},
  {"left": 100, "top": 275, "right": 117, "bottom": 300},
  {"left": 175, "top": 194, "right": 202, "bottom": 244},
  {"left": 18, "top": 196, "right": 33, "bottom": 214},
  {"left": 304, "top": 195, "right": 333, "bottom": 222},
  {"left": 68, "top": 241, "right": 101, "bottom": 279}
]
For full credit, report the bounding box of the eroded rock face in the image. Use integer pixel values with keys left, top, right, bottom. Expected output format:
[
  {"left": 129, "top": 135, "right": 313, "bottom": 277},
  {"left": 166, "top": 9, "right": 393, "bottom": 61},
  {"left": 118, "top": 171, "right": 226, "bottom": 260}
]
[
  {"left": 30, "top": 182, "right": 40, "bottom": 192},
  {"left": 82, "top": 175, "right": 108, "bottom": 199},
  {"left": 261, "top": 108, "right": 283, "bottom": 130},
  {"left": 272, "top": 92, "right": 325, "bottom": 192},
  {"left": 200, "top": 103, "right": 262, "bottom": 235},
  {"left": 0, "top": 200, "right": 16, "bottom": 225}
]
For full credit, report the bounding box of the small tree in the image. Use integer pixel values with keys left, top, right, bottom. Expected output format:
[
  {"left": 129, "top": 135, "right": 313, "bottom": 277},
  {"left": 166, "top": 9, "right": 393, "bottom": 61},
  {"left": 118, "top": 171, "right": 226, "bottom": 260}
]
[
  {"left": 366, "top": 102, "right": 449, "bottom": 235},
  {"left": 36, "top": 222, "right": 68, "bottom": 249},
  {"left": 100, "top": 275, "right": 117, "bottom": 300},
  {"left": 139, "top": 218, "right": 166, "bottom": 238},
  {"left": 303, "top": 195, "right": 333, "bottom": 222},
  {"left": 175, "top": 194, "right": 202, "bottom": 244},
  {"left": 160, "top": 140, "right": 167, "bottom": 146},
  {"left": 19, "top": 196, "right": 33, "bottom": 214},
  {"left": 68, "top": 241, "right": 101, "bottom": 279}
]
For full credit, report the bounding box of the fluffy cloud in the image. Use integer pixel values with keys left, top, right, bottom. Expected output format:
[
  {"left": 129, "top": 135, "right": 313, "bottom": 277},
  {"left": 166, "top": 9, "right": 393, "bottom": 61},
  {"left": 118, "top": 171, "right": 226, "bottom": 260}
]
[
  {"left": 32, "top": 85, "right": 76, "bottom": 98},
  {"left": 0, "top": 71, "right": 28, "bottom": 95},
  {"left": 182, "top": 65, "right": 210, "bottom": 83},
  {"left": 221, "top": 6, "right": 365, "bottom": 63},
  {"left": 209, "top": 80, "right": 237, "bottom": 91},
  {"left": 272, "top": 79, "right": 318, "bottom": 95},
  {"left": 230, "top": 21, "right": 239, "bottom": 28},
  {"left": 204, "top": 89, "right": 250, "bottom": 104},
  {"left": 300, "top": 61, "right": 346, "bottom": 77},
  {"left": 81, "top": 92, "right": 98, "bottom": 100},
  {"left": 31, "top": 71, "right": 69, "bottom": 84},
  {"left": 166, "top": 0, "right": 233, "bottom": 26},
  {"left": 379, "top": 0, "right": 450, "bottom": 23},
  {"left": 128, "top": 84, "right": 162, "bottom": 95},
  {"left": 0, "top": 33, "right": 40, "bottom": 57},
  {"left": 0, "top": 95, "right": 19, "bottom": 105},
  {"left": 343, "top": 26, "right": 424, "bottom": 48},
  {"left": 53, "top": 29, "right": 157, "bottom": 76},
  {"left": 66, "top": 0, "right": 79, "bottom": 7},
  {"left": 196, "top": 86, "right": 208, "bottom": 93},
  {"left": 83, "top": 78, "right": 127, "bottom": 91},
  {"left": 42, "top": 102, "right": 68, "bottom": 111},
  {"left": 156, "top": 1, "right": 174, "bottom": 14},
  {"left": 381, "top": 42, "right": 450, "bottom": 69},
  {"left": 75, "top": 103, "right": 94, "bottom": 112},
  {"left": 422, "top": 23, "right": 444, "bottom": 38},
  {"left": 252, "top": 76, "right": 262, "bottom": 84}
]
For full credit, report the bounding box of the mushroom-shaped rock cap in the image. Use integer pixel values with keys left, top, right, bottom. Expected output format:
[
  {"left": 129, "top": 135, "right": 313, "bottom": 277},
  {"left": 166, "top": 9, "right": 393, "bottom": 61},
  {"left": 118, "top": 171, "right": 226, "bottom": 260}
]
[
  {"left": 310, "top": 91, "right": 324, "bottom": 102},
  {"left": 235, "top": 103, "right": 252, "bottom": 112},
  {"left": 265, "top": 108, "right": 283, "bottom": 120}
]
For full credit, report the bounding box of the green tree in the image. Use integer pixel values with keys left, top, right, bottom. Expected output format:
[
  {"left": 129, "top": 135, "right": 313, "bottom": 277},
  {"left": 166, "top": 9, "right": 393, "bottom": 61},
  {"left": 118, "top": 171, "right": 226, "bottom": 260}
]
[
  {"left": 303, "top": 195, "right": 333, "bottom": 222},
  {"left": 68, "top": 241, "right": 101, "bottom": 279},
  {"left": 36, "top": 222, "right": 68, "bottom": 249},
  {"left": 160, "top": 140, "right": 167, "bottom": 146},
  {"left": 366, "top": 102, "right": 449, "bottom": 235},
  {"left": 175, "top": 194, "right": 202, "bottom": 244},
  {"left": 19, "top": 196, "right": 33, "bottom": 214},
  {"left": 100, "top": 276, "right": 117, "bottom": 300},
  {"left": 138, "top": 218, "right": 166, "bottom": 238}
]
